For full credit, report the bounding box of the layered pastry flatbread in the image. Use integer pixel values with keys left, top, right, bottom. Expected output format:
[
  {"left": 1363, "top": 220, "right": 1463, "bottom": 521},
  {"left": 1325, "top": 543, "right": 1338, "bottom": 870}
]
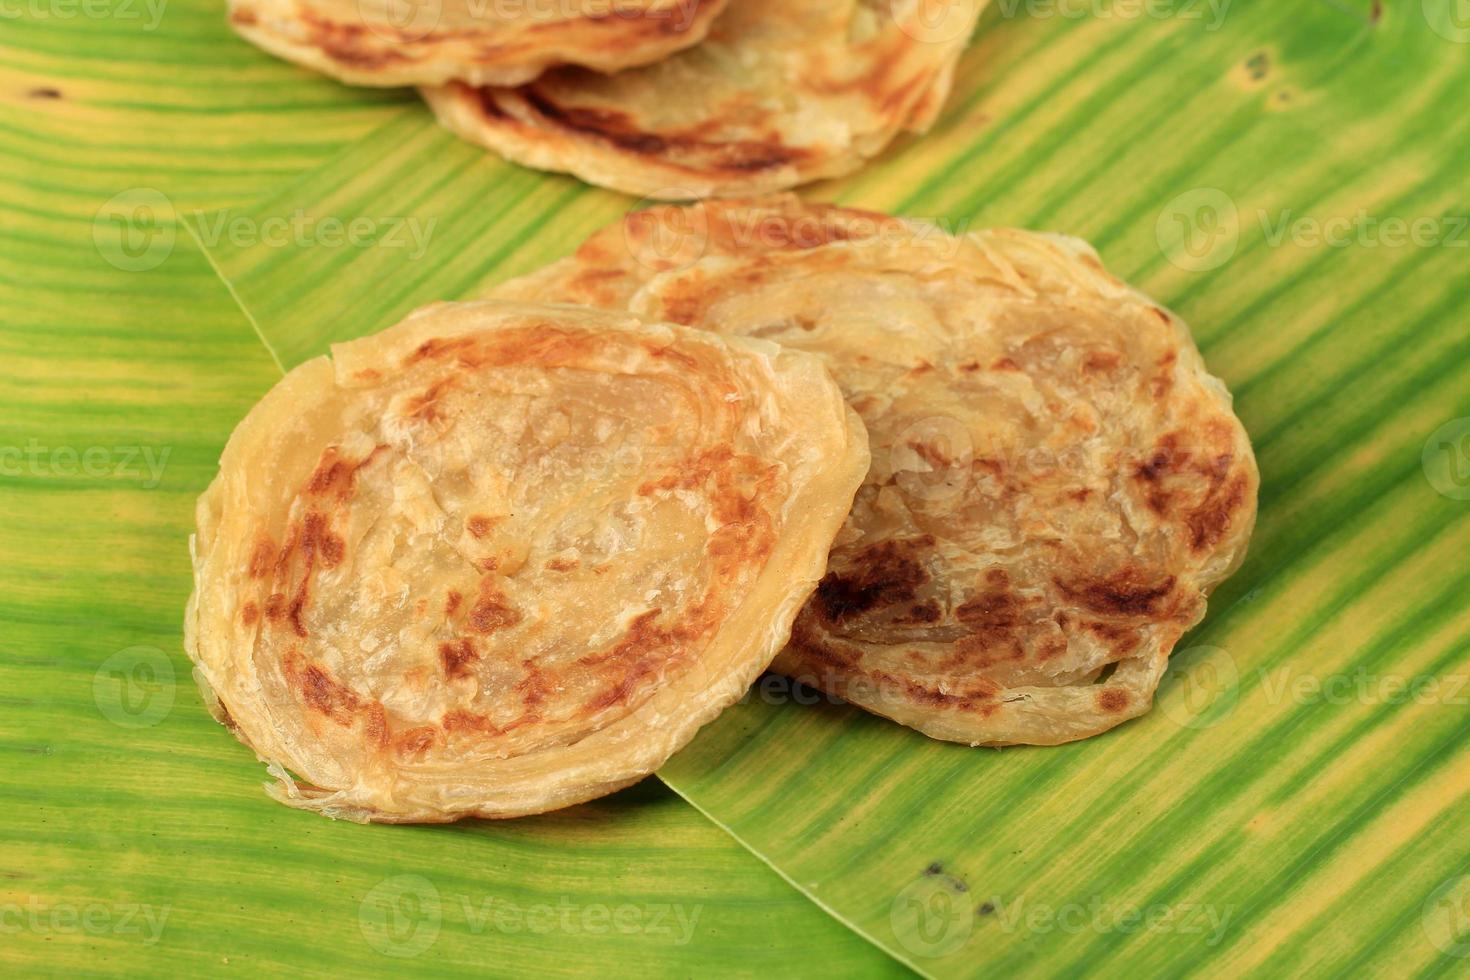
[
  {"left": 186, "top": 300, "right": 868, "bottom": 819},
  {"left": 495, "top": 198, "right": 1259, "bottom": 745},
  {"left": 424, "top": 0, "right": 986, "bottom": 197},
  {"left": 229, "top": 0, "right": 728, "bottom": 87}
]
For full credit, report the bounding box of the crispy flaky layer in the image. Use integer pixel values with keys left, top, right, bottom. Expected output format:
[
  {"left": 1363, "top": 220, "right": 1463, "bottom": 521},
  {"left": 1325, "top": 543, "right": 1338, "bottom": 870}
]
[
  {"left": 493, "top": 198, "right": 1259, "bottom": 746},
  {"left": 422, "top": 0, "right": 987, "bottom": 198},
  {"left": 228, "top": 0, "right": 727, "bottom": 88},
  {"left": 185, "top": 301, "right": 868, "bottom": 820}
]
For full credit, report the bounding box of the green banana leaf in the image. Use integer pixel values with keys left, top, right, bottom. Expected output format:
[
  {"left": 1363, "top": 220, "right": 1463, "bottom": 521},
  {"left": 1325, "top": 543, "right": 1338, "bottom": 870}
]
[
  {"left": 6, "top": 0, "right": 1470, "bottom": 977},
  {"left": 0, "top": 4, "right": 901, "bottom": 977}
]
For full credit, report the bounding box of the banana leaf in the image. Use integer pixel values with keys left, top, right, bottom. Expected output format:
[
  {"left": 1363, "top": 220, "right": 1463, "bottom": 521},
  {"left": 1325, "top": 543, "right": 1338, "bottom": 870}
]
[
  {"left": 6, "top": 0, "right": 1470, "bottom": 977},
  {"left": 0, "top": 4, "right": 901, "bottom": 976}
]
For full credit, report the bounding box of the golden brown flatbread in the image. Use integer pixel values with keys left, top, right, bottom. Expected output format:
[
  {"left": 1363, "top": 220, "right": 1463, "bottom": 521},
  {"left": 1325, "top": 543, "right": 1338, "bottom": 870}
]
[
  {"left": 185, "top": 300, "right": 868, "bottom": 820},
  {"left": 495, "top": 198, "right": 1259, "bottom": 745},
  {"left": 228, "top": 0, "right": 727, "bottom": 88},
  {"left": 423, "top": 0, "right": 986, "bottom": 197}
]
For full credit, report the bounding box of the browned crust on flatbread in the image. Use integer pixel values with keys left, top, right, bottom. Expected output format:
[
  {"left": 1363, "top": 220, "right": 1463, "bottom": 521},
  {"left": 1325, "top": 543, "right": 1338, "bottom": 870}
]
[
  {"left": 493, "top": 195, "right": 913, "bottom": 308},
  {"left": 228, "top": 0, "right": 728, "bottom": 88},
  {"left": 185, "top": 301, "right": 869, "bottom": 819},
  {"left": 422, "top": 0, "right": 986, "bottom": 197},
  {"left": 495, "top": 198, "right": 1260, "bottom": 747}
]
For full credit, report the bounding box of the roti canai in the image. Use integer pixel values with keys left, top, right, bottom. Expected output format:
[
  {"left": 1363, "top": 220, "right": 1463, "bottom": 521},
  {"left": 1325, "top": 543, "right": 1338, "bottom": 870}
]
[
  {"left": 185, "top": 300, "right": 868, "bottom": 820},
  {"left": 423, "top": 0, "right": 986, "bottom": 197},
  {"left": 229, "top": 0, "right": 728, "bottom": 88},
  {"left": 495, "top": 199, "right": 1259, "bottom": 745}
]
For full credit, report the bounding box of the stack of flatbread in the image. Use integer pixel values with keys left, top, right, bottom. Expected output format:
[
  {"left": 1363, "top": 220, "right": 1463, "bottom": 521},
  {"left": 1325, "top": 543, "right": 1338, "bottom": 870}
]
[
  {"left": 228, "top": 0, "right": 988, "bottom": 197},
  {"left": 187, "top": 197, "right": 1258, "bottom": 822}
]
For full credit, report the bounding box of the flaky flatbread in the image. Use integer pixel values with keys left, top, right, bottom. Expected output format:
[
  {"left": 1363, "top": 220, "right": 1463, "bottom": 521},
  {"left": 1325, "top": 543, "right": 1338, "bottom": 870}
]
[
  {"left": 185, "top": 300, "right": 868, "bottom": 820},
  {"left": 423, "top": 0, "right": 986, "bottom": 197},
  {"left": 229, "top": 0, "right": 727, "bottom": 87},
  {"left": 495, "top": 199, "right": 1259, "bottom": 745}
]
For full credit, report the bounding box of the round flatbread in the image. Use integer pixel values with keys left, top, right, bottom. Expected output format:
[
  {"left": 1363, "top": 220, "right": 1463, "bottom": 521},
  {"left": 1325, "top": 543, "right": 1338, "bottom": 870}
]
[
  {"left": 422, "top": 0, "right": 986, "bottom": 197},
  {"left": 185, "top": 301, "right": 869, "bottom": 820},
  {"left": 228, "top": 0, "right": 728, "bottom": 88},
  {"left": 494, "top": 194, "right": 914, "bottom": 307},
  {"left": 495, "top": 199, "right": 1259, "bottom": 746}
]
